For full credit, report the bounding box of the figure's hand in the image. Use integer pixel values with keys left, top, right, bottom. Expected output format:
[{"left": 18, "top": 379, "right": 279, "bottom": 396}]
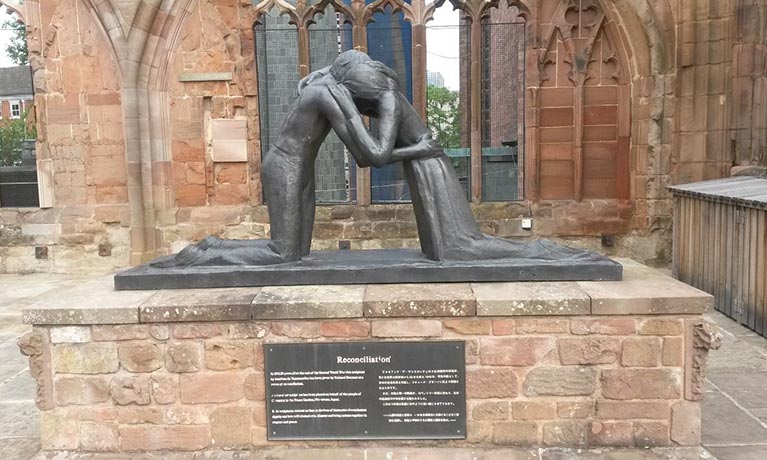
[
  {"left": 328, "top": 84, "right": 359, "bottom": 120},
  {"left": 414, "top": 137, "right": 444, "bottom": 160},
  {"left": 423, "top": 138, "right": 443, "bottom": 157}
]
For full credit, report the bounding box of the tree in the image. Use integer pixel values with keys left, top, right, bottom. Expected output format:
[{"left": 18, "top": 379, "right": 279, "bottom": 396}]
[
  {"left": 426, "top": 84, "right": 461, "bottom": 149},
  {"left": 0, "top": 111, "right": 34, "bottom": 166},
  {"left": 4, "top": 19, "right": 28, "bottom": 66}
]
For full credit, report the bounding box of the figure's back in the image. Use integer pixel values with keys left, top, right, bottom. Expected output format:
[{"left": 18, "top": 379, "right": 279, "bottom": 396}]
[{"left": 271, "top": 85, "right": 333, "bottom": 160}]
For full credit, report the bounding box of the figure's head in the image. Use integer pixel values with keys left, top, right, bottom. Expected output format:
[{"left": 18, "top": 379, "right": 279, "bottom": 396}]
[{"left": 330, "top": 51, "right": 399, "bottom": 115}]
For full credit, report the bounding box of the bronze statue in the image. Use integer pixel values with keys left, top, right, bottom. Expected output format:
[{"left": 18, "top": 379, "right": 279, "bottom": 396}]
[{"left": 152, "top": 51, "right": 595, "bottom": 268}]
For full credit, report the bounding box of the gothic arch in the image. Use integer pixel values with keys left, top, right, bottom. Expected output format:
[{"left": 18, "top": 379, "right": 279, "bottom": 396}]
[
  {"left": 616, "top": 0, "right": 675, "bottom": 76},
  {"left": 78, "top": 0, "right": 130, "bottom": 62},
  {"left": 135, "top": 0, "right": 201, "bottom": 258}
]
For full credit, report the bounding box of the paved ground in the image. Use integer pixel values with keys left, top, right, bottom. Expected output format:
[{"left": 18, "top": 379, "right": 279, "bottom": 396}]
[
  {"left": 0, "top": 273, "right": 91, "bottom": 459},
  {"left": 702, "top": 311, "right": 767, "bottom": 460},
  {"left": 1, "top": 272, "right": 766, "bottom": 459}
]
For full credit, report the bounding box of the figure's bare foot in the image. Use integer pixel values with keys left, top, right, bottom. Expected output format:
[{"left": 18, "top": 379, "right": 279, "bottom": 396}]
[
  {"left": 150, "top": 243, "right": 204, "bottom": 268},
  {"left": 149, "top": 235, "right": 294, "bottom": 267},
  {"left": 197, "top": 235, "right": 221, "bottom": 250}
]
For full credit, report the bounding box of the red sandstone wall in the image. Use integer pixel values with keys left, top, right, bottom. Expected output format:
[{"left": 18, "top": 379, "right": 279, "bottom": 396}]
[
  {"left": 26, "top": 317, "right": 703, "bottom": 450},
  {"left": 35, "top": 0, "right": 126, "bottom": 207},
  {"left": 167, "top": 0, "right": 260, "bottom": 209},
  {"left": 2, "top": 0, "right": 762, "bottom": 273},
  {"left": 0, "top": 0, "right": 130, "bottom": 273}
]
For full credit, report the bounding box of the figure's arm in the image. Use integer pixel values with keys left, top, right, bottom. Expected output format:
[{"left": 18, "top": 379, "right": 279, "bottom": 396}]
[
  {"left": 391, "top": 134, "right": 443, "bottom": 162},
  {"left": 327, "top": 84, "right": 399, "bottom": 168},
  {"left": 315, "top": 89, "right": 374, "bottom": 168}
]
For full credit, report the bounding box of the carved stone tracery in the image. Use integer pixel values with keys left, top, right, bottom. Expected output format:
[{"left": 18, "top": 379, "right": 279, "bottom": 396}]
[
  {"left": 539, "top": 0, "right": 623, "bottom": 88},
  {"left": 534, "top": 0, "right": 630, "bottom": 202}
]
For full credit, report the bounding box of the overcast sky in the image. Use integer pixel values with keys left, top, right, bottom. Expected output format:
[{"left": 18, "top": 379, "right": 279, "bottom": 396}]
[
  {"left": 425, "top": 7, "right": 462, "bottom": 91},
  {"left": 0, "top": 8, "right": 19, "bottom": 67}
]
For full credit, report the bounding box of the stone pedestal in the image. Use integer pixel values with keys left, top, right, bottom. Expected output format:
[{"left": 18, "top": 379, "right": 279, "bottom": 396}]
[{"left": 18, "top": 259, "right": 720, "bottom": 458}]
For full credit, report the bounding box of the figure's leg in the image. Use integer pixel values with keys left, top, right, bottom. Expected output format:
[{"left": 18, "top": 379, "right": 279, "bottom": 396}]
[
  {"left": 262, "top": 151, "right": 304, "bottom": 262},
  {"left": 301, "top": 176, "right": 316, "bottom": 256}
]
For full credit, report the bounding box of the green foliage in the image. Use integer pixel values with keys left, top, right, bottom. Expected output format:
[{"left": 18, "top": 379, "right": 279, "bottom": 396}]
[
  {"left": 0, "top": 111, "right": 34, "bottom": 167},
  {"left": 4, "top": 19, "right": 28, "bottom": 66},
  {"left": 426, "top": 84, "right": 461, "bottom": 149}
]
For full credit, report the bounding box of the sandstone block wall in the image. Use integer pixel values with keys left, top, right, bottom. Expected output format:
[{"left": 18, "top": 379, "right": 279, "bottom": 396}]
[
  {"left": 17, "top": 260, "right": 719, "bottom": 452},
  {"left": 21, "top": 316, "right": 711, "bottom": 451}
]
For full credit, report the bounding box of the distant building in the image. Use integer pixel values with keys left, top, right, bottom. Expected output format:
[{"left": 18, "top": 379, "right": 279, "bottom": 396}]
[
  {"left": 427, "top": 71, "right": 445, "bottom": 88},
  {"left": 0, "top": 65, "right": 33, "bottom": 121}
]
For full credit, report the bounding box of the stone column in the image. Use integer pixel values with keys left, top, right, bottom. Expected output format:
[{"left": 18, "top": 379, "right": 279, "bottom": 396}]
[{"left": 731, "top": 0, "right": 767, "bottom": 168}]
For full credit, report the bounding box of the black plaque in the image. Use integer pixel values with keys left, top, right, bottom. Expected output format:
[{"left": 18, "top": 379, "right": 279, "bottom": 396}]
[{"left": 264, "top": 341, "right": 466, "bottom": 440}]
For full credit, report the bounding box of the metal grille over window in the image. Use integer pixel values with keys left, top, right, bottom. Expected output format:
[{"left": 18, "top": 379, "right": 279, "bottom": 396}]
[
  {"left": 367, "top": 4, "right": 413, "bottom": 203},
  {"left": 309, "top": 7, "right": 355, "bottom": 203},
  {"left": 255, "top": 9, "right": 300, "bottom": 203},
  {"left": 480, "top": 5, "right": 525, "bottom": 201}
]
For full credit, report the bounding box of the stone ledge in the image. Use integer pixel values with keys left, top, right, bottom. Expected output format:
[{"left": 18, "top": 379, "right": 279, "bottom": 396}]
[
  {"left": 252, "top": 285, "right": 365, "bottom": 319},
  {"left": 473, "top": 282, "right": 590, "bottom": 316},
  {"left": 29, "top": 447, "right": 709, "bottom": 460},
  {"left": 579, "top": 261, "right": 713, "bottom": 315},
  {"left": 364, "top": 283, "right": 476, "bottom": 317},
  {"left": 22, "top": 260, "right": 713, "bottom": 326},
  {"left": 142, "top": 288, "right": 260, "bottom": 322}
]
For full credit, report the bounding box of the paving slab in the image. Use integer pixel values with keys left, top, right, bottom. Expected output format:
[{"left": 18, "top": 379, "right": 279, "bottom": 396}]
[
  {"left": 706, "top": 314, "right": 758, "bottom": 337},
  {"left": 0, "top": 371, "right": 37, "bottom": 401},
  {"left": 740, "top": 335, "right": 767, "bottom": 349},
  {"left": 0, "top": 322, "right": 31, "bottom": 336},
  {"left": 364, "top": 283, "right": 475, "bottom": 317},
  {"left": 0, "top": 274, "right": 90, "bottom": 308},
  {"left": 0, "top": 362, "right": 25, "bottom": 382},
  {"left": 706, "top": 337, "right": 767, "bottom": 372},
  {"left": 701, "top": 311, "right": 767, "bottom": 459},
  {"left": 473, "top": 282, "right": 590, "bottom": 316},
  {"left": 0, "top": 437, "right": 41, "bottom": 460},
  {"left": 252, "top": 285, "right": 365, "bottom": 319},
  {"left": 0, "top": 401, "right": 40, "bottom": 438},
  {"left": 749, "top": 408, "right": 767, "bottom": 423},
  {"left": 0, "top": 338, "right": 28, "bottom": 364},
  {"left": 21, "top": 276, "right": 155, "bottom": 325},
  {"left": 705, "top": 446, "right": 767, "bottom": 460},
  {"left": 706, "top": 371, "right": 767, "bottom": 409},
  {"left": 701, "top": 386, "right": 767, "bottom": 446}
]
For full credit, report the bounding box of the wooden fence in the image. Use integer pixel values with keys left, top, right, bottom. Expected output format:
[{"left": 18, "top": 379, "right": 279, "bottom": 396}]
[{"left": 671, "top": 177, "right": 767, "bottom": 336}]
